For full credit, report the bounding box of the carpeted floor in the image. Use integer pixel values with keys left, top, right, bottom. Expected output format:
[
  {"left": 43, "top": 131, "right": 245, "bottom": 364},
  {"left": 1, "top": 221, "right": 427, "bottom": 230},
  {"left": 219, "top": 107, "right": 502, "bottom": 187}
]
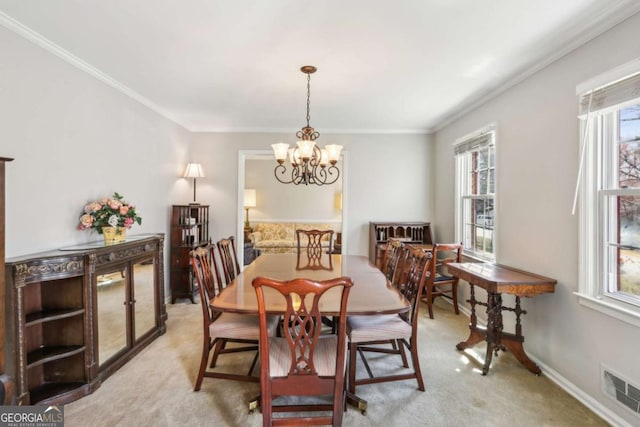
[{"left": 65, "top": 298, "right": 608, "bottom": 427}]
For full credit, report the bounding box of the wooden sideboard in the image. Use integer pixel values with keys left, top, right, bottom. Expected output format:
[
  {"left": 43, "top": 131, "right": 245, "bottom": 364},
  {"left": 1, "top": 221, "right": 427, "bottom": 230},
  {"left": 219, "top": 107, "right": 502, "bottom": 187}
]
[{"left": 4, "top": 234, "right": 167, "bottom": 405}]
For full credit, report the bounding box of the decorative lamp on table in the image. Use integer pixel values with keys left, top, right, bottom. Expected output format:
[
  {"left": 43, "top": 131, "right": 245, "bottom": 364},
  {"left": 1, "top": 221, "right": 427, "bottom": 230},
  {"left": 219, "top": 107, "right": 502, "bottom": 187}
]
[{"left": 183, "top": 163, "right": 205, "bottom": 204}]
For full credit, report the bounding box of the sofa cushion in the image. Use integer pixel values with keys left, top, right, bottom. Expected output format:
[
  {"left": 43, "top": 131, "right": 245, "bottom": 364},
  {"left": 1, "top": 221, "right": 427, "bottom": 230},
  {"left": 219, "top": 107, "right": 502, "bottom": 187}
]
[
  {"left": 254, "top": 239, "right": 296, "bottom": 249},
  {"left": 253, "top": 222, "right": 295, "bottom": 241}
]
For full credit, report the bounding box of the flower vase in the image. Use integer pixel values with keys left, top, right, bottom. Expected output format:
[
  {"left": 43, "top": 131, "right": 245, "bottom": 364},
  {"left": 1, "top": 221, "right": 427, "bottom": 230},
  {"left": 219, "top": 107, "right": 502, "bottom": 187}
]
[{"left": 103, "top": 226, "right": 127, "bottom": 245}]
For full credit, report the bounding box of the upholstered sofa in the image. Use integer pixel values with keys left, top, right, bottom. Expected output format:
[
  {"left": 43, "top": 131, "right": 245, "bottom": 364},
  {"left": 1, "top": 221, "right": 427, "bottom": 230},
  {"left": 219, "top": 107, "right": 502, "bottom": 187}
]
[{"left": 249, "top": 222, "right": 340, "bottom": 254}]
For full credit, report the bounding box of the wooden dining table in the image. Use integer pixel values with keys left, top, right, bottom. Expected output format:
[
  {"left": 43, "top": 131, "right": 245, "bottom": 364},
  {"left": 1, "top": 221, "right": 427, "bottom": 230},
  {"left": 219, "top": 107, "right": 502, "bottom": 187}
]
[
  {"left": 210, "top": 252, "right": 410, "bottom": 413},
  {"left": 211, "top": 252, "right": 410, "bottom": 316}
]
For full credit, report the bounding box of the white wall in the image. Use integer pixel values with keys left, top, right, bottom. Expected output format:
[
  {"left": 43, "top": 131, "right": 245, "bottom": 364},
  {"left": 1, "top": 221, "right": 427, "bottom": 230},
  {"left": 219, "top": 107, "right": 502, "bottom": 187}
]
[
  {"left": 0, "top": 26, "right": 190, "bottom": 299},
  {"left": 190, "top": 132, "right": 433, "bottom": 256},
  {"left": 245, "top": 158, "right": 342, "bottom": 223},
  {"left": 434, "top": 12, "right": 640, "bottom": 426}
]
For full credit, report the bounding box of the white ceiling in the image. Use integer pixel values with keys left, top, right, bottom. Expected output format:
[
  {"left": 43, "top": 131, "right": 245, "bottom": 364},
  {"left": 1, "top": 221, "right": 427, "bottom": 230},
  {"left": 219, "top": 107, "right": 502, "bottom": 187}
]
[{"left": 1, "top": 0, "right": 639, "bottom": 134}]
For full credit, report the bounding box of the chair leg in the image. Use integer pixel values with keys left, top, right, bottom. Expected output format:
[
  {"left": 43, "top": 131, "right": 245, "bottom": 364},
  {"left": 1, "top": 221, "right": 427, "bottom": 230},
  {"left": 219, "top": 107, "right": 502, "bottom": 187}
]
[
  {"left": 348, "top": 341, "right": 357, "bottom": 395},
  {"left": 397, "top": 339, "right": 409, "bottom": 368},
  {"left": 425, "top": 284, "right": 435, "bottom": 319},
  {"left": 452, "top": 282, "right": 460, "bottom": 315},
  {"left": 409, "top": 336, "right": 425, "bottom": 391},
  {"left": 210, "top": 338, "right": 226, "bottom": 368},
  {"left": 194, "top": 336, "right": 212, "bottom": 391}
]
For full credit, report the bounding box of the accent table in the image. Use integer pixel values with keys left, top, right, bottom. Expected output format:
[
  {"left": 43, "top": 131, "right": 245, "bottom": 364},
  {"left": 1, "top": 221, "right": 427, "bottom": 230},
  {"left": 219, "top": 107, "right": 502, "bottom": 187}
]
[{"left": 446, "top": 262, "right": 556, "bottom": 375}]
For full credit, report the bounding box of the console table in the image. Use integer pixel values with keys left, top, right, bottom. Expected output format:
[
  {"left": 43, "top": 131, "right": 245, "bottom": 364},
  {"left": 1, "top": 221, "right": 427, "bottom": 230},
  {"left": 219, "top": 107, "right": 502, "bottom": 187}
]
[{"left": 446, "top": 262, "right": 556, "bottom": 375}]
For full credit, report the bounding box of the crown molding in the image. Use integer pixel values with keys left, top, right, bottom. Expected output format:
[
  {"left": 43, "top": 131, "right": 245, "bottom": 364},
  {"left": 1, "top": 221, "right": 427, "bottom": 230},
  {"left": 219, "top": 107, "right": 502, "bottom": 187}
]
[
  {"left": 0, "top": 11, "right": 187, "bottom": 130},
  {"left": 187, "top": 126, "right": 432, "bottom": 135},
  {"left": 433, "top": 2, "right": 640, "bottom": 133}
]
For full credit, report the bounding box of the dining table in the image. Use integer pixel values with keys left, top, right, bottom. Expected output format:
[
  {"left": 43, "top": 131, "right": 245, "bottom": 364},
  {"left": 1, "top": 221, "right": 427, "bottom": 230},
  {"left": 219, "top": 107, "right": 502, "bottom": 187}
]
[{"left": 210, "top": 251, "right": 410, "bottom": 413}]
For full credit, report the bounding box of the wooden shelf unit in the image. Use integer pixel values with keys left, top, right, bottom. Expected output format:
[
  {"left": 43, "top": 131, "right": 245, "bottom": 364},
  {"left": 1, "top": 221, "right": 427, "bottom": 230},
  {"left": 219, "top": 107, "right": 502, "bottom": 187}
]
[
  {"left": 369, "top": 222, "right": 433, "bottom": 269},
  {"left": 170, "top": 204, "right": 209, "bottom": 303},
  {"left": 5, "top": 234, "right": 166, "bottom": 405}
]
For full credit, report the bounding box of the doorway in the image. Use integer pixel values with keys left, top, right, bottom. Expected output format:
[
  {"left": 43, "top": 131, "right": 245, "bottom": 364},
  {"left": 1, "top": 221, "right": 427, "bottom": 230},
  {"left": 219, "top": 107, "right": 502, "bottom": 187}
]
[{"left": 237, "top": 150, "right": 347, "bottom": 266}]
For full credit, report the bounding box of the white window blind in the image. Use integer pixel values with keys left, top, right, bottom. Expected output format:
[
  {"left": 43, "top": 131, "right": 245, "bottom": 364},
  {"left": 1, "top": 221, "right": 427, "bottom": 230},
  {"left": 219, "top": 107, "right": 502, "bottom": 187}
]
[{"left": 578, "top": 71, "right": 640, "bottom": 117}]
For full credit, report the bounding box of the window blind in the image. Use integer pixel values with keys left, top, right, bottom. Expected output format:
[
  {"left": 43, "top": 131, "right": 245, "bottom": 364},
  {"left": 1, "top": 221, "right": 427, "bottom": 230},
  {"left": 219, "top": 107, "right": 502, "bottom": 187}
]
[
  {"left": 454, "top": 132, "right": 493, "bottom": 155},
  {"left": 578, "top": 71, "right": 640, "bottom": 117}
]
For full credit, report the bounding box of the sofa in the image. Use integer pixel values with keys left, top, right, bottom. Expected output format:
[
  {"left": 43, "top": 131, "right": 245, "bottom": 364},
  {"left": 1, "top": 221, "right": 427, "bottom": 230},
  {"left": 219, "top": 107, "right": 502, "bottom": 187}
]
[{"left": 249, "top": 222, "right": 340, "bottom": 254}]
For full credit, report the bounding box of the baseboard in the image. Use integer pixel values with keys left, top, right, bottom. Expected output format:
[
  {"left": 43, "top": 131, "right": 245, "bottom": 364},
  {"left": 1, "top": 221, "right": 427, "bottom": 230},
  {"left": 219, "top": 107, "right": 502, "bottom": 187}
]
[{"left": 452, "top": 302, "right": 632, "bottom": 427}]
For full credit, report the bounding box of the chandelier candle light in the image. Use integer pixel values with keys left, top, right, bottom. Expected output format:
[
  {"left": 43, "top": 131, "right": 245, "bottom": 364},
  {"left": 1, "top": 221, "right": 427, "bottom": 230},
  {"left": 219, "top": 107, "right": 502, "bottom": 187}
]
[{"left": 271, "top": 65, "right": 342, "bottom": 186}]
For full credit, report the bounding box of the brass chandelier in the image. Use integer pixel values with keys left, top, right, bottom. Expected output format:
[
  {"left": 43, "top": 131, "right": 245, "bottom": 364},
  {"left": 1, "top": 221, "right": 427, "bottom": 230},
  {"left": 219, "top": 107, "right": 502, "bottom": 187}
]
[{"left": 271, "top": 66, "right": 342, "bottom": 186}]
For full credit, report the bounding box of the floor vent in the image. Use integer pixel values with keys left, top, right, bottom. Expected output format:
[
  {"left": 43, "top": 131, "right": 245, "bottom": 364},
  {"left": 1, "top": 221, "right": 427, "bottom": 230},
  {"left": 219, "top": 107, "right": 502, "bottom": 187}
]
[{"left": 602, "top": 366, "right": 640, "bottom": 415}]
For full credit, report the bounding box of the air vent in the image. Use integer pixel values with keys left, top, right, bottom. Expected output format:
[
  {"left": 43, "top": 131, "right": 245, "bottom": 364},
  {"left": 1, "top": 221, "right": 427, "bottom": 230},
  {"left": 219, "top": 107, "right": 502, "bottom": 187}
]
[{"left": 602, "top": 366, "right": 640, "bottom": 415}]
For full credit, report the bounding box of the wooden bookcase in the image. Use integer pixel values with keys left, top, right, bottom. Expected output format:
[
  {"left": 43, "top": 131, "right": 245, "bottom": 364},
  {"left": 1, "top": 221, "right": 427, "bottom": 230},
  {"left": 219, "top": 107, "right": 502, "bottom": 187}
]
[
  {"left": 170, "top": 204, "right": 209, "bottom": 303},
  {"left": 4, "top": 234, "right": 166, "bottom": 405},
  {"left": 369, "top": 222, "right": 433, "bottom": 269}
]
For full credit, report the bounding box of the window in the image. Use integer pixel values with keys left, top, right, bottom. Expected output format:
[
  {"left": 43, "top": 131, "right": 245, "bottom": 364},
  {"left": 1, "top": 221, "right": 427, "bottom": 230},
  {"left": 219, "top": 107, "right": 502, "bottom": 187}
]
[
  {"left": 454, "top": 126, "right": 496, "bottom": 261},
  {"left": 578, "top": 65, "right": 640, "bottom": 324}
]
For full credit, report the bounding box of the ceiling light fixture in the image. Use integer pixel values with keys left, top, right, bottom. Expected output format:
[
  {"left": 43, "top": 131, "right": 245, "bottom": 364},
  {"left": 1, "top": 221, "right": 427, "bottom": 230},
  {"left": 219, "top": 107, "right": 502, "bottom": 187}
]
[{"left": 271, "top": 66, "right": 342, "bottom": 186}]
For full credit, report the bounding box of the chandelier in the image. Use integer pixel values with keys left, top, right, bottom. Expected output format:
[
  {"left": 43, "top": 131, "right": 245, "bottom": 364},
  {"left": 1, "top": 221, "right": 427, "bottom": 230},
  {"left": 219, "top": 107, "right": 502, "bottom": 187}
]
[{"left": 271, "top": 66, "right": 342, "bottom": 186}]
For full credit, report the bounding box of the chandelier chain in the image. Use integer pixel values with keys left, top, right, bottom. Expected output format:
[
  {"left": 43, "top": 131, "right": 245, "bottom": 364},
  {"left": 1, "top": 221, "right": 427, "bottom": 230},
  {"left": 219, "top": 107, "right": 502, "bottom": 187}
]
[{"left": 306, "top": 72, "right": 311, "bottom": 127}]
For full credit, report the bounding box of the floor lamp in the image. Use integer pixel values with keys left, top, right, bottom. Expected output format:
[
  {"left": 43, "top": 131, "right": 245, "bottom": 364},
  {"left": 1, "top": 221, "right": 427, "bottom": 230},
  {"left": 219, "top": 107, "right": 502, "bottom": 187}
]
[{"left": 244, "top": 189, "right": 256, "bottom": 242}]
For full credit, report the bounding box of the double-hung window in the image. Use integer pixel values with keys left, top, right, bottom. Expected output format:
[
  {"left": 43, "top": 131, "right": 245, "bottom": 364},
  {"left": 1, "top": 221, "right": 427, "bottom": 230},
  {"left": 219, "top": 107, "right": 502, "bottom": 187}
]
[
  {"left": 578, "top": 65, "right": 640, "bottom": 324},
  {"left": 454, "top": 126, "right": 496, "bottom": 261}
]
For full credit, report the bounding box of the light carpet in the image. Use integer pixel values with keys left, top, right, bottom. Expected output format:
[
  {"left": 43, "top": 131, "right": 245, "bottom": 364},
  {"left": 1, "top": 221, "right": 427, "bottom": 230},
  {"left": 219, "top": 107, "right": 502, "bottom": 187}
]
[{"left": 65, "top": 298, "right": 608, "bottom": 427}]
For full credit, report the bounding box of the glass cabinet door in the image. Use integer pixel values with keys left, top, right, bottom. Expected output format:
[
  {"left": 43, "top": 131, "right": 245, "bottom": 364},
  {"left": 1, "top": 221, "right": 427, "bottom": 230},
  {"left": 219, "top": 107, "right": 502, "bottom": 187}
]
[
  {"left": 133, "top": 259, "right": 157, "bottom": 341},
  {"left": 96, "top": 268, "right": 128, "bottom": 366}
]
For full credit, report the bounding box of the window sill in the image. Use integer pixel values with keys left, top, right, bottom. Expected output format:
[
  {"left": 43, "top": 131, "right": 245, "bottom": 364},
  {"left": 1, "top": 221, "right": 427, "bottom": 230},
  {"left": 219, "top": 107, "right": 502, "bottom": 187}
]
[{"left": 574, "top": 292, "right": 640, "bottom": 328}]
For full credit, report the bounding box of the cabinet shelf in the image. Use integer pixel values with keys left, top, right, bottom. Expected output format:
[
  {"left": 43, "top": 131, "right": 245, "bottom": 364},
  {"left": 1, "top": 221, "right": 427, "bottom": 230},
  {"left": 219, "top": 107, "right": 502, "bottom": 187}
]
[
  {"left": 171, "top": 204, "right": 209, "bottom": 303},
  {"left": 29, "top": 382, "right": 87, "bottom": 405},
  {"left": 25, "top": 308, "right": 85, "bottom": 326},
  {"left": 27, "top": 345, "right": 85, "bottom": 368}
]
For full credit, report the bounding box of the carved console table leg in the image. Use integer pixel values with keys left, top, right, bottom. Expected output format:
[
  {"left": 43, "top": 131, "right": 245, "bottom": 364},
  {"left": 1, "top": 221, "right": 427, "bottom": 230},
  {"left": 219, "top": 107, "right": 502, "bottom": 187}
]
[
  {"left": 500, "top": 296, "right": 542, "bottom": 375},
  {"left": 482, "top": 292, "right": 504, "bottom": 375},
  {"left": 456, "top": 284, "right": 485, "bottom": 351}
]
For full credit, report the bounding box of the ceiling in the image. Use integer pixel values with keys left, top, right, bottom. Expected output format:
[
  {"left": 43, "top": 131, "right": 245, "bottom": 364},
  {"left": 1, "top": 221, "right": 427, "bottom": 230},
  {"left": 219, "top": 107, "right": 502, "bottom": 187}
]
[{"left": 1, "top": 1, "right": 639, "bottom": 134}]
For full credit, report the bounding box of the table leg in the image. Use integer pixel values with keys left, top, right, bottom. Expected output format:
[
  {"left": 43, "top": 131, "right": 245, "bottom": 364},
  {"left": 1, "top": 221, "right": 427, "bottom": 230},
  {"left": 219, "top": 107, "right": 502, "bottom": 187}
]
[
  {"left": 500, "top": 296, "right": 542, "bottom": 375},
  {"left": 482, "top": 292, "right": 503, "bottom": 375},
  {"left": 456, "top": 284, "right": 485, "bottom": 351},
  {"left": 346, "top": 391, "right": 367, "bottom": 414}
]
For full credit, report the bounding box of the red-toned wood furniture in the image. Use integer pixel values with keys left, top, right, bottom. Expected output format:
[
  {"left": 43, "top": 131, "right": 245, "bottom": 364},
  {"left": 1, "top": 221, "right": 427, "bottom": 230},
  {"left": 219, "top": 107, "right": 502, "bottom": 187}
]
[
  {"left": 422, "top": 243, "right": 463, "bottom": 319},
  {"left": 252, "top": 276, "right": 353, "bottom": 426},
  {"left": 347, "top": 248, "right": 432, "bottom": 404},
  {"left": 446, "top": 262, "right": 556, "bottom": 375}
]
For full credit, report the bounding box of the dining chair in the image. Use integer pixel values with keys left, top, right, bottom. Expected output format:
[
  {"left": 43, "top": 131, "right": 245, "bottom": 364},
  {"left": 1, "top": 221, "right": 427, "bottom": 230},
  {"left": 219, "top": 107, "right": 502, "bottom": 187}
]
[
  {"left": 252, "top": 276, "right": 354, "bottom": 427},
  {"left": 296, "top": 229, "right": 334, "bottom": 258},
  {"left": 422, "top": 243, "right": 463, "bottom": 319},
  {"left": 190, "top": 244, "right": 278, "bottom": 390},
  {"left": 217, "top": 235, "right": 241, "bottom": 284},
  {"left": 380, "top": 238, "right": 404, "bottom": 281},
  {"left": 347, "top": 247, "right": 432, "bottom": 397}
]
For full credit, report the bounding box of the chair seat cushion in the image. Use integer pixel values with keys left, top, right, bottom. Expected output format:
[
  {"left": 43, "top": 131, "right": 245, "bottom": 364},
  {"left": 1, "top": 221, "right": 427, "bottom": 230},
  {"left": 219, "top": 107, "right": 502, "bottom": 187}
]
[
  {"left": 347, "top": 314, "right": 412, "bottom": 343},
  {"left": 268, "top": 335, "right": 342, "bottom": 378},
  {"left": 210, "top": 313, "right": 278, "bottom": 340}
]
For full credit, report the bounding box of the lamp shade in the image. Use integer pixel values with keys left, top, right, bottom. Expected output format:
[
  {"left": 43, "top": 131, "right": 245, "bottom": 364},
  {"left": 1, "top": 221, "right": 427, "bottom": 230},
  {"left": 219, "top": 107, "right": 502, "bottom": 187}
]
[
  {"left": 244, "top": 189, "right": 257, "bottom": 208},
  {"left": 183, "top": 163, "right": 205, "bottom": 178}
]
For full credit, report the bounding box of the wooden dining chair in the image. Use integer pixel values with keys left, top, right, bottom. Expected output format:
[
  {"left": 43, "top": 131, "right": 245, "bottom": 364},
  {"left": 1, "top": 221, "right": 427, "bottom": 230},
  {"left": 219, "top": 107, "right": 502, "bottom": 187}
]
[
  {"left": 217, "top": 236, "right": 241, "bottom": 284},
  {"left": 422, "top": 243, "right": 463, "bottom": 319},
  {"left": 296, "top": 229, "right": 334, "bottom": 258},
  {"left": 380, "top": 238, "right": 404, "bottom": 282},
  {"left": 190, "top": 244, "right": 278, "bottom": 390},
  {"left": 347, "top": 247, "right": 432, "bottom": 397},
  {"left": 252, "top": 276, "right": 354, "bottom": 427}
]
